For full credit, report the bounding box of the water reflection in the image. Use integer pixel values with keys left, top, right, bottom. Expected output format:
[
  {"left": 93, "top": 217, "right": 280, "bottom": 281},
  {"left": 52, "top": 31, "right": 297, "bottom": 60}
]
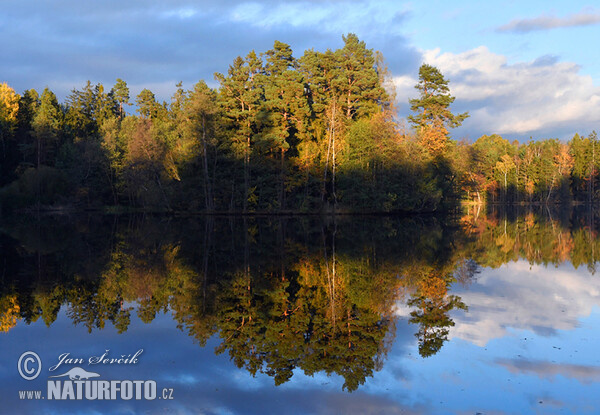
[
  {"left": 2, "top": 209, "right": 600, "bottom": 395},
  {"left": 2, "top": 215, "right": 450, "bottom": 391}
]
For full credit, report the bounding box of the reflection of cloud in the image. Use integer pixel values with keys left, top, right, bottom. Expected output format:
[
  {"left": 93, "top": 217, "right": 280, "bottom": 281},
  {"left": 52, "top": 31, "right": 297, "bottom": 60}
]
[
  {"left": 498, "top": 10, "right": 600, "bottom": 33},
  {"left": 448, "top": 261, "right": 600, "bottom": 346},
  {"left": 395, "top": 46, "right": 600, "bottom": 139},
  {"left": 497, "top": 358, "right": 600, "bottom": 384}
]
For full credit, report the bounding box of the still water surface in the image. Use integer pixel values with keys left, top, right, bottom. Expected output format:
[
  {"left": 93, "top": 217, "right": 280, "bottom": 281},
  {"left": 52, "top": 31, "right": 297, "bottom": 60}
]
[{"left": 1, "top": 211, "right": 599, "bottom": 414}]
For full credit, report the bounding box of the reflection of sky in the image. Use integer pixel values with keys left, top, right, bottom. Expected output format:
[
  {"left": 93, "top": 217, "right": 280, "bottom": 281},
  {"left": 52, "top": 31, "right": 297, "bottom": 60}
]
[
  {"left": 2, "top": 260, "right": 600, "bottom": 414},
  {"left": 450, "top": 261, "right": 600, "bottom": 347}
]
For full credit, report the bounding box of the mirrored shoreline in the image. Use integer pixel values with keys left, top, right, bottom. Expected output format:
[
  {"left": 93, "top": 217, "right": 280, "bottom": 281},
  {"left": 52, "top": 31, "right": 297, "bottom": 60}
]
[{"left": 2, "top": 210, "right": 600, "bottom": 413}]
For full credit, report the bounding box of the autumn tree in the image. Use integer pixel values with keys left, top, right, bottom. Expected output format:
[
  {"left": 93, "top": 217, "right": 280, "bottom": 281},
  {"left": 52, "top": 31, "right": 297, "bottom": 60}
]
[
  {"left": 0, "top": 82, "right": 19, "bottom": 135},
  {"left": 495, "top": 154, "right": 515, "bottom": 199},
  {"left": 0, "top": 83, "right": 20, "bottom": 182}
]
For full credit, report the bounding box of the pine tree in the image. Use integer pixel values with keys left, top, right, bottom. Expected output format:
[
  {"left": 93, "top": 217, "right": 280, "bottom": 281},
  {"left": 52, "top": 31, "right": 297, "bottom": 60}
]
[
  {"left": 184, "top": 81, "right": 220, "bottom": 211},
  {"left": 408, "top": 64, "right": 468, "bottom": 156},
  {"left": 112, "top": 78, "right": 130, "bottom": 118},
  {"left": 136, "top": 89, "right": 158, "bottom": 119},
  {"left": 32, "top": 87, "right": 62, "bottom": 167},
  {"left": 215, "top": 51, "right": 264, "bottom": 212},
  {"left": 260, "top": 41, "right": 309, "bottom": 208},
  {"left": 335, "top": 33, "right": 388, "bottom": 120}
]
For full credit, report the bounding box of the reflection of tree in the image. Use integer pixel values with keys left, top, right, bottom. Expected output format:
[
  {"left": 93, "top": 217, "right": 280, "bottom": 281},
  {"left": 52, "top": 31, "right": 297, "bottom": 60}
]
[
  {"left": 66, "top": 285, "right": 132, "bottom": 334},
  {"left": 407, "top": 274, "right": 467, "bottom": 357},
  {"left": 6, "top": 210, "right": 600, "bottom": 379},
  {"left": 0, "top": 295, "right": 20, "bottom": 332},
  {"left": 2, "top": 214, "right": 552, "bottom": 387},
  {"left": 11, "top": 216, "right": 410, "bottom": 391},
  {"left": 460, "top": 208, "right": 600, "bottom": 271},
  {"left": 213, "top": 222, "right": 397, "bottom": 391},
  {"left": 1, "top": 215, "right": 462, "bottom": 389}
]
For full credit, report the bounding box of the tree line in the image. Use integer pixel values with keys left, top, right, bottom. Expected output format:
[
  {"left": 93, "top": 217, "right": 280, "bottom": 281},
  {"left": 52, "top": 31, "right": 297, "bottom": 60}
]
[
  {"left": 454, "top": 132, "right": 600, "bottom": 204},
  {"left": 0, "top": 34, "right": 599, "bottom": 213}
]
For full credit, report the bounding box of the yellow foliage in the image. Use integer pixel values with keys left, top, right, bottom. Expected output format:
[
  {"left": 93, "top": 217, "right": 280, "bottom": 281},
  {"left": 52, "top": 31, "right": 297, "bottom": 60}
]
[
  {"left": 0, "top": 82, "right": 19, "bottom": 124},
  {"left": 555, "top": 143, "right": 574, "bottom": 176},
  {"left": 553, "top": 231, "right": 574, "bottom": 263},
  {"left": 496, "top": 233, "right": 515, "bottom": 254},
  {"left": 525, "top": 212, "right": 535, "bottom": 229},
  {"left": 419, "top": 124, "right": 448, "bottom": 156},
  {"left": 0, "top": 295, "right": 20, "bottom": 333},
  {"left": 525, "top": 181, "right": 535, "bottom": 197}
]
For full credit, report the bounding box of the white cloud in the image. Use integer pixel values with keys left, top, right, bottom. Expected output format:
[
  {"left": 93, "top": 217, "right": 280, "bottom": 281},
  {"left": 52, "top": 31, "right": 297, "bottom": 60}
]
[
  {"left": 395, "top": 46, "right": 600, "bottom": 138},
  {"left": 498, "top": 11, "right": 600, "bottom": 33},
  {"left": 497, "top": 359, "right": 600, "bottom": 383},
  {"left": 160, "top": 7, "right": 200, "bottom": 20},
  {"left": 228, "top": 0, "right": 409, "bottom": 34},
  {"left": 446, "top": 261, "right": 600, "bottom": 347}
]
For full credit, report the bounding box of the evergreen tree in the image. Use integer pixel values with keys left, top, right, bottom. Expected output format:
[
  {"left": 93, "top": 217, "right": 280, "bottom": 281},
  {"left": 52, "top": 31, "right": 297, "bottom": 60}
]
[
  {"left": 112, "top": 78, "right": 130, "bottom": 118},
  {"left": 335, "top": 33, "right": 388, "bottom": 120},
  {"left": 136, "top": 88, "right": 158, "bottom": 119},
  {"left": 260, "top": 41, "right": 310, "bottom": 208},
  {"left": 184, "top": 80, "right": 221, "bottom": 211},
  {"left": 408, "top": 64, "right": 468, "bottom": 156},
  {"left": 32, "top": 87, "right": 62, "bottom": 167},
  {"left": 215, "top": 51, "right": 264, "bottom": 212}
]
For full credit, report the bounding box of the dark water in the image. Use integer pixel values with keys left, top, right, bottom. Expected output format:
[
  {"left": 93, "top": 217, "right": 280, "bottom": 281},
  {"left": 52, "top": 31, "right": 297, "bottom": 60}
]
[{"left": 1, "top": 211, "right": 600, "bottom": 414}]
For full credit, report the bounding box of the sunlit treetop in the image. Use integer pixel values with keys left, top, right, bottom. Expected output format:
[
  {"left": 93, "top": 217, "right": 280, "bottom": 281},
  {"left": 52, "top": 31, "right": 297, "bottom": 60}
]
[
  {"left": 408, "top": 64, "right": 469, "bottom": 155},
  {"left": 0, "top": 82, "right": 20, "bottom": 125}
]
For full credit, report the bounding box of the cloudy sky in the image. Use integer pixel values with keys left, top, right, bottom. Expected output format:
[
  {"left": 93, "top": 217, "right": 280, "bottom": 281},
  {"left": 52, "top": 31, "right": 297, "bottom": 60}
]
[{"left": 2, "top": 0, "right": 600, "bottom": 141}]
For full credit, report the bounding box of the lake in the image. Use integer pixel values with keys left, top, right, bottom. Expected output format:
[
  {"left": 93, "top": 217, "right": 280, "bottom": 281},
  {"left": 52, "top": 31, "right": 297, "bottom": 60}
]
[{"left": 1, "top": 209, "right": 600, "bottom": 414}]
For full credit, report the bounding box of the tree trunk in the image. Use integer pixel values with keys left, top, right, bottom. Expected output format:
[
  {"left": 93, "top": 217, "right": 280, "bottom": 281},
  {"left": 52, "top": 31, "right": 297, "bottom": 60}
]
[
  {"left": 279, "top": 147, "right": 285, "bottom": 210},
  {"left": 201, "top": 115, "right": 213, "bottom": 211}
]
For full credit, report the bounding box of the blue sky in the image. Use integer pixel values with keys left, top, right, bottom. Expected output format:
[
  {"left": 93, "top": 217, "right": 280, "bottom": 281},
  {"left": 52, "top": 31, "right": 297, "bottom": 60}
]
[{"left": 2, "top": 0, "right": 600, "bottom": 141}]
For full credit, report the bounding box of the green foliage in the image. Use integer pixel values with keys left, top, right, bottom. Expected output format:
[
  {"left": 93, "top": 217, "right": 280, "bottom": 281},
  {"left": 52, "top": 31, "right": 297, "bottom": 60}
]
[
  {"left": 32, "top": 88, "right": 62, "bottom": 167},
  {"left": 136, "top": 88, "right": 159, "bottom": 119},
  {"left": 112, "top": 78, "right": 130, "bottom": 117},
  {"left": 408, "top": 64, "right": 468, "bottom": 157},
  {"left": 457, "top": 134, "right": 579, "bottom": 204},
  {"left": 4, "top": 36, "right": 600, "bottom": 214}
]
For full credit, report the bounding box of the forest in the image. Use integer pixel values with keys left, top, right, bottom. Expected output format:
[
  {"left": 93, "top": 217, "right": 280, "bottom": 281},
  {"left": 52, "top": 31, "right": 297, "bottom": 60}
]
[{"left": 0, "top": 34, "right": 599, "bottom": 213}]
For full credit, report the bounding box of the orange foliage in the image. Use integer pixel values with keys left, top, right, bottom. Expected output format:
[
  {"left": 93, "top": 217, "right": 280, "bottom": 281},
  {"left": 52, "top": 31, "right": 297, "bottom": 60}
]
[
  {"left": 419, "top": 124, "right": 448, "bottom": 156},
  {"left": 0, "top": 296, "right": 20, "bottom": 333},
  {"left": 417, "top": 276, "right": 447, "bottom": 303}
]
